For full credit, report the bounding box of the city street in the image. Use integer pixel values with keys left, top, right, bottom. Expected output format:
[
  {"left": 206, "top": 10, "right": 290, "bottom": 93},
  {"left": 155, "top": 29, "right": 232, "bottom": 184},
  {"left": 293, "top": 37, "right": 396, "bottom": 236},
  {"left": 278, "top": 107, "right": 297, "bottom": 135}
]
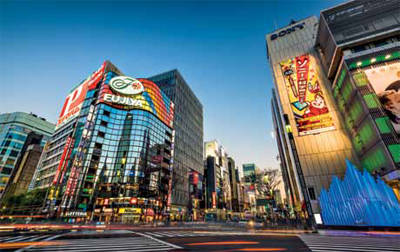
[{"left": 1, "top": 228, "right": 399, "bottom": 252}]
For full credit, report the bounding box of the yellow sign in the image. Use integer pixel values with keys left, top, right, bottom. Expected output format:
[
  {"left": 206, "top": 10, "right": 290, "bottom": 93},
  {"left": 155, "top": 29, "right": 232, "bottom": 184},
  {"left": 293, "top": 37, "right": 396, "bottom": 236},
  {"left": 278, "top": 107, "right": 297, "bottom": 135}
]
[
  {"left": 118, "top": 208, "right": 142, "bottom": 214},
  {"left": 280, "top": 53, "right": 334, "bottom": 135}
]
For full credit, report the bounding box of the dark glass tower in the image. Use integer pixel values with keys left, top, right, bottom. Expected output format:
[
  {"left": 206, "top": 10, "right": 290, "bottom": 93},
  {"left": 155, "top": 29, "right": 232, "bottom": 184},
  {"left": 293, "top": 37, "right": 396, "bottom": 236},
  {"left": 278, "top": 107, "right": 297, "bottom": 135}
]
[{"left": 148, "top": 70, "right": 204, "bottom": 216}]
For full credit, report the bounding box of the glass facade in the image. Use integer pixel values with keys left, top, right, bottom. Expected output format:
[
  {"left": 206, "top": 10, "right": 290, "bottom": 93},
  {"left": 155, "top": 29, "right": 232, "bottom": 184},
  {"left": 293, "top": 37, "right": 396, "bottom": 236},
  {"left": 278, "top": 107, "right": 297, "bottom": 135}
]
[
  {"left": 149, "top": 70, "right": 204, "bottom": 214},
  {"left": 43, "top": 61, "right": 175, "bottom": 223},
  {"left": 0, "top": 112, "right": 54, "bottom": 196}
]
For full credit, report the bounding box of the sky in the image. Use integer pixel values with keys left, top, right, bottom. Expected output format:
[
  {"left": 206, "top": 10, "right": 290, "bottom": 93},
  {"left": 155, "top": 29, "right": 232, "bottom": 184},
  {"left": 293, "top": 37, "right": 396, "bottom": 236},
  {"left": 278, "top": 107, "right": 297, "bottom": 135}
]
[{"left": 0, "top": 0, "right": 344, "bottom": 171}]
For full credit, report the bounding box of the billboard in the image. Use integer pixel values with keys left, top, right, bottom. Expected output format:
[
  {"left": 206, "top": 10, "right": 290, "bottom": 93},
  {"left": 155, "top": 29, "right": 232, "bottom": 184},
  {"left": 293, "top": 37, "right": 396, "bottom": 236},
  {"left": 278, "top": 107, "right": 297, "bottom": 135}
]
[
  {"left": 55, "top": 62, "right": 106, "bottom": 130},
  {"left": 363, "top": 62, "right": 400, "bottom": 136},
  {"left": 98, "top": 72, "right": 174, "bottom": 128},
  {"left": 280, "top": 53, "right": 335, "bottom": 135}
]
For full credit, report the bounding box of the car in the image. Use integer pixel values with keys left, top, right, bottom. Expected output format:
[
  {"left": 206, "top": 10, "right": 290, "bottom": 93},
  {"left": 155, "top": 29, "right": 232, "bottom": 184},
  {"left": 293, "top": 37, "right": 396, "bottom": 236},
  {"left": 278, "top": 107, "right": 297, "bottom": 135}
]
[{"left": 248, "top": 218, "right": 264, "bottom": 227}]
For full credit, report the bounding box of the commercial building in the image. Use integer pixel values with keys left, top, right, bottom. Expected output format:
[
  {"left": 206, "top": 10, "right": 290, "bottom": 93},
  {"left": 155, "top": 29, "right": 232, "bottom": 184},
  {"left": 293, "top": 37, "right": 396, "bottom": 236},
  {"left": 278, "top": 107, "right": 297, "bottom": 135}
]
[
  {"left": 228, "top": 157, "right": 240, "bottom": 212},
  {"left": 242, "top": 163, "right": 258, "bottom": 213},
  {"left": 316, "top": 0, "right": 400, "bottom": 199},
  {"left": 203, "top": 140, "right": 234, "bottom": 220},
  {"left": 0, "top": 112, "right": 54, "bottom": 201},
  {"left": 37, "top": 61, "right": 175, "bottom": 223},
  {"left": 148, "top": 70, "right": 204, "bottom": 218},
  {"left": 266, "top": 16, "right": 360, "bottom": 220}
]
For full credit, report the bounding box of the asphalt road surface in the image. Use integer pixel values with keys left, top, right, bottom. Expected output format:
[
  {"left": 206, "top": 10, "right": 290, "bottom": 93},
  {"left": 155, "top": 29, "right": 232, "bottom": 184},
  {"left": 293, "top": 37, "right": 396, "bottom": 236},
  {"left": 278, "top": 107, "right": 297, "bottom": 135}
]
[{"left": 1, "top": 230, "right": 399, "bottom": 252}]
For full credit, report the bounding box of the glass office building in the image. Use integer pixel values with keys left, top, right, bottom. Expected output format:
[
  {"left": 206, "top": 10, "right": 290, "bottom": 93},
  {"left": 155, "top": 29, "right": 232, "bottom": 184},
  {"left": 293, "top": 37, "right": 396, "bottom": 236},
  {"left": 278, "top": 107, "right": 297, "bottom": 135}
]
[
  {"left": 0, "top": 112, "right": 54, "bottom": 199},
  {"left": 149, "top": 70, "right": 204, "bottom": 218},
  {"left": 42, "top": 61, "right": 175, "bottom": 223}
]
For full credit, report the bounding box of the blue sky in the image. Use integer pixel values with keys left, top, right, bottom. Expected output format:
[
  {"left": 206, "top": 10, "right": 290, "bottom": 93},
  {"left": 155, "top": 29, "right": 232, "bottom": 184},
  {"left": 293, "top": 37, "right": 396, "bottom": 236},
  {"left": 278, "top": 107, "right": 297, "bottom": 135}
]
[{"left": 0, "top": 0, "right": 344, "bottom": 170}]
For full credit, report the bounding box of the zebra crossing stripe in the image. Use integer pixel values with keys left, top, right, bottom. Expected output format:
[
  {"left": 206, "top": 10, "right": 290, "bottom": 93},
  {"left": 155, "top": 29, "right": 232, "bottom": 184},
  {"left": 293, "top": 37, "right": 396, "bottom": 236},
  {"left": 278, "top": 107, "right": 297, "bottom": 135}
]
[
  {"left": 5, "top": 236, "right": 37, "bottom": 243},
  {"left": 145, "top": 232, "right": 163, "bottom": 237},
  {"left": 300, "top": 235, "right": 400, "bottom": 252},
  {"left": 132, "top": 231, "right": 183, "bottom": 249},
  {"left": 0, "top": 235, "right": 23, "bottom": 242},
  {"left": 15, "top": 234, "right": 64, "bottom": 252}
]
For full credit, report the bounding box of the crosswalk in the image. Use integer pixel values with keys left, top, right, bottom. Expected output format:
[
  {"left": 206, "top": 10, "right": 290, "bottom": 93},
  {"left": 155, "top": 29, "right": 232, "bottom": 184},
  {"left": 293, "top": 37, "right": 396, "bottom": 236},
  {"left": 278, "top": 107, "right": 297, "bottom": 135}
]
[
  {"left": 300, "top": 234, "right": 400, "bottom": 252},
  {"left": 22, "top": 236, "right": 182, "bottom": 251},
  {"left": 0, "top": 235, "right": 53, "bottom": 243},
  {"left": 141, "top": 230, "right": 245, "bottom": 238}
]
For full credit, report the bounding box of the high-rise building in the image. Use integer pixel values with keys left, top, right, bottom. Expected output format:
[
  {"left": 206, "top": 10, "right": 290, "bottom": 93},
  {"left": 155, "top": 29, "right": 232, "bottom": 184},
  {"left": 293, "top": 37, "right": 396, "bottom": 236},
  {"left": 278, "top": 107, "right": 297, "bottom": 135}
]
[
  {"left": 315, "top": 0, "right": 400, "bottom": 199},
  {"left": 228, "top": 157, "right": 239, "bottom": 212},
  {"left": 266, "top": 16, "right": 360, "bottom": 220},
  {"left": 204, "top": 140, "right": 230, "bottom": 210},
  {"left": 0, "top": 112, "right": 54, "bottom": 200},
  {"left": 148, "top": 70, "right": 204, "bottom": 216},
  {"left": 0, "top": 137, "right": 43, "bottom": 203},
  {"left": 38, "top": 61, "right": 175, "bottom": 223},
  {"left": 242, "top": 163, "right": 258, "bottom": 213}
]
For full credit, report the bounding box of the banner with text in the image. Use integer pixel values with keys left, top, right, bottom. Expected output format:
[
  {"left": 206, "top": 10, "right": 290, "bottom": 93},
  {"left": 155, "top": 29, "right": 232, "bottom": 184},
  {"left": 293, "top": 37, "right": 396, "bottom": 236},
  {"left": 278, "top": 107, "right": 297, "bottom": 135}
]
[{"left": 279, "top": 53, "right": 335, "bottom": 135}]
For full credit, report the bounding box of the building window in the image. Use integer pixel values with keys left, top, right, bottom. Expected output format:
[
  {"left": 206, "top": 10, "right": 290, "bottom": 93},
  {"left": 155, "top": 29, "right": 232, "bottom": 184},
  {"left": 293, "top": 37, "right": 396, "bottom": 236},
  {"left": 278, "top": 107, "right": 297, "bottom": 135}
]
[{"left": 308, "top": 187, "right": 316, "bottom": 200}]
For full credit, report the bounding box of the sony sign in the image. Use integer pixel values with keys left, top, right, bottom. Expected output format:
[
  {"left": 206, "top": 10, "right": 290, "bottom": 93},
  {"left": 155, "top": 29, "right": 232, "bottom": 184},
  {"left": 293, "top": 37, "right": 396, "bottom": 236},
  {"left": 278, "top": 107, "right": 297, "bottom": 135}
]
[{"left": 270, "top": 22, "right": 305, "bottom": 41}]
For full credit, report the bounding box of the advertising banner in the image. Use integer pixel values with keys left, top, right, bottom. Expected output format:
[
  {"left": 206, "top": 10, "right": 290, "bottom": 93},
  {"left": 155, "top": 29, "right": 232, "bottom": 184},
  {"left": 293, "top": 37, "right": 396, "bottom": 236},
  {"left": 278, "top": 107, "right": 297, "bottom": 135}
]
[
  {"left": 279, "top": 53, "right": 335, "bottom": 135},
  {"left": 212, "top": 192, "right": 216, "bottom": 209},
  {"left": 363, "top": 62, "right": 400, "bottom": 136},
  {"left": 55, "top": 62, "right": 106, "bottom": 130}
]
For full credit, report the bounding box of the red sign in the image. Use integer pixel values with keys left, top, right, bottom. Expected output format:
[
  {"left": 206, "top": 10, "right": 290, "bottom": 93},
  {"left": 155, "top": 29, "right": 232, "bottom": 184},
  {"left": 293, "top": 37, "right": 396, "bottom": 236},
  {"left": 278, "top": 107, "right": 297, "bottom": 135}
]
[
  {"left": 295, "top": 54, "right": 310, "bottom": 103},
  {"left": 56, "top": 62, "right": 106, "bottom": 130},
  {"left": 53, "top": 137, "right": 72, "bottom": 185},
  {"left": 212, "top": 192, "right": 216, "bottom": 209},
  {"left": 104, "top": 198, "right": 109, "bottom": 205},
  {"left": 130, "top": 197, "right": 138, "bottom": 205}
]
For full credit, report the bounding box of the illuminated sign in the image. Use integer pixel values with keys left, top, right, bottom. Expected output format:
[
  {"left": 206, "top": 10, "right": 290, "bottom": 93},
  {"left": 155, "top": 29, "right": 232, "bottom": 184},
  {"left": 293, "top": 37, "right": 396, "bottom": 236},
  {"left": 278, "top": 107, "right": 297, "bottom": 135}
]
[
  {"left": 279, "top": 53, "right": 335, "bottom": 135},
  {"left": 56, "top": 62, "right": 106, "bottom": 130},
  {"left": 212, "top": 192, "right": 216, "bottom": 209},
  {"left": 109, "top": 76, "right": 144, "bottom": 95},
  {"left": 119, "top": 208, "right": 141, "bottom": 214},
  {"left": 362, "top": 61, "right": 400, "bottom": 136},
  {"left": 53, "top": 137, "right": 73, "bottom": 185},
  {"left": 56, "top": 83, "right": 88, "bottom": 130},
  {"left": 103, "top": 93, "right": 143, "bottom": 107},
  {"left": 270, "top": 22, "right": 305, "bottom": 41},
  {"left": 63, "top": 211, "right": 87, "bottom": 217}
]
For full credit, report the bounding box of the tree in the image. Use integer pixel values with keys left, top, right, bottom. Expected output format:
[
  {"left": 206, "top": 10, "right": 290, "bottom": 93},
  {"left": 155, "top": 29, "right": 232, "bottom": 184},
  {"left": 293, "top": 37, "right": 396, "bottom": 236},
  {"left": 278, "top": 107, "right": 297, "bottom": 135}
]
[
  {"left": 255, "top": 168, "right": 281, "bottom": 198},
  {"left": 1, "top": 189, "right": 47, "bottom": 215}
]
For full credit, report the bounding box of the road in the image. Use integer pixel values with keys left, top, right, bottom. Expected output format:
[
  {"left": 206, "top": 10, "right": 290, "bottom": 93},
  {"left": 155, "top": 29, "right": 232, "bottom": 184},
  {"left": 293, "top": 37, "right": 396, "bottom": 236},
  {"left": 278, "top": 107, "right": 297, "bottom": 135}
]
[{"left": 0, "top": 229, "right": 399, "bottom": 251}]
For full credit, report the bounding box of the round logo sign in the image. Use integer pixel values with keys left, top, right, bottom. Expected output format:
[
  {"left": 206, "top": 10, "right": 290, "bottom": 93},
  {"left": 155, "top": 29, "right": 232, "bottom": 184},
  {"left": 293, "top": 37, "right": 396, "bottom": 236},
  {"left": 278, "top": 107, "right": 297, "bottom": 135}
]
[{"left": 109, "top": 76, "right": 144, "bottom": 95}]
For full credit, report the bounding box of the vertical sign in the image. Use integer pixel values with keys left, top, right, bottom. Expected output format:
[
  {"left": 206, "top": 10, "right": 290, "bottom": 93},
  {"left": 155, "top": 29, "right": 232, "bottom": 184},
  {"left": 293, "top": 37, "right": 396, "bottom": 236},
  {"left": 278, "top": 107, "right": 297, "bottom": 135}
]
[
  {"left": 53, "top": 137, "right": 72, "bottom": 185},
  {"left": 280, "top": 53, "right": 335, "bottom": 135},
  {"left": 212, "top": 192, "right": 216, "bottom": 209}
]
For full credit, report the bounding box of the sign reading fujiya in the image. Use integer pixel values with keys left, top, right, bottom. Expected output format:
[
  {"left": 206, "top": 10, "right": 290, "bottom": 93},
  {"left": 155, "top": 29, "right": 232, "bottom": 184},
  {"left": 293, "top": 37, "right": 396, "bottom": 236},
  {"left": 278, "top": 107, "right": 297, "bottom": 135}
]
[
  {"left": 106, "top": 76, "right": 144, "bottom": 107},
  {"left": 270, "top": 22, "right": 305, "bottom": 41},
  {"left": 280, "top": 53, "right": 335, "bottom": 135}
]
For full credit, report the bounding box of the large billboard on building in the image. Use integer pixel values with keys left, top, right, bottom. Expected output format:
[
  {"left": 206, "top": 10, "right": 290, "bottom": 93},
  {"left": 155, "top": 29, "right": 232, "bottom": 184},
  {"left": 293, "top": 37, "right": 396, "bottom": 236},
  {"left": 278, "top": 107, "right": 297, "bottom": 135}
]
[
  {"left": 55, "top": 62, "right": 106, "bottom": 130},
  {"left": 279, "top": 53, "right": 335, "bottom": 135},
  {"left": 98, "top": 73, "right": 174, "bottom": 127},
  {"left": 363, "top": 62, "right": 400, "bottom": 136}
]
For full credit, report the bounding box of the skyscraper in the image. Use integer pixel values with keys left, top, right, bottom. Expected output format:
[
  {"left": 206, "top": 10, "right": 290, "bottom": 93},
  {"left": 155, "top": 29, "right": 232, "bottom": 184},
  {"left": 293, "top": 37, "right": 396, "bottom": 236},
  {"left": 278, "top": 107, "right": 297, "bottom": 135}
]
[
  {"left": 0, "top": 112, "right": 54, "bottom": 200},
  {"left": 148, "top": 70, "right": 204, "bottom": 217},
  {"left": 37, "top": 61, "right": 175, "bottom": 223}
]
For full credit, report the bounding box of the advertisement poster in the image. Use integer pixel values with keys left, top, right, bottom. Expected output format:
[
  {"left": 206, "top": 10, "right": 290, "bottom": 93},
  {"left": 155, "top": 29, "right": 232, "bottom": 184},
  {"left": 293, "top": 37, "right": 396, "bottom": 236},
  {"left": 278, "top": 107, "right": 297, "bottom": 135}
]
[
  {"left": 55, "top": 62, "right": 106, "bottom": 130},
  {"left": 280, "top": 53, "right": 335, "bottom": 135},
  {"left": 363, "top": 62, "right": 400, "bottom": 136}
]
